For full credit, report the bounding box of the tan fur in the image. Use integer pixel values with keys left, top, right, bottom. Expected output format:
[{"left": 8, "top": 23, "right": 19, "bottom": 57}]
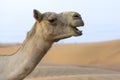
[{"left": 0, "top": 9, "right": 84, "bottom": 80}]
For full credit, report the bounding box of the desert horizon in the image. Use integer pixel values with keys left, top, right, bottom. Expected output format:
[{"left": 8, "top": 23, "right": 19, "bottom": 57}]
[{"left": 0, "top": 39, "right": 120, "bottom": 80}]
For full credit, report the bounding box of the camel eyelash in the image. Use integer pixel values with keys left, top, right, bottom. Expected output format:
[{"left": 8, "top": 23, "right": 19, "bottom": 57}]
[{"left": 48, "top": 18, "right": 57, "bottom": 23}]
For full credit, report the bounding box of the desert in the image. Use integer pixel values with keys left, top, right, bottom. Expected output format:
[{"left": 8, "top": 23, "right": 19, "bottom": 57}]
[{"left": 0, "top": 39, "right": 120, "bottom": 80}]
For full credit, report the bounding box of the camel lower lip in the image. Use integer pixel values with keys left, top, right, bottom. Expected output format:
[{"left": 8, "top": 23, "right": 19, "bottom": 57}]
[{"left": 75, "top": 30, "right": 82, "bottom": 36}]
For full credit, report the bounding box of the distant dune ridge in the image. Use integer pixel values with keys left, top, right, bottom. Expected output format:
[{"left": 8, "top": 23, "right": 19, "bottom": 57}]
[
  {"left": 42, "top": 39, "right": 120, "bottom": 70},
  {"left": 0, "top": 39, "right": 120, "bottom": 80},
  {"left": 0, "top": 43, "right": 20, "bottom": 55}
]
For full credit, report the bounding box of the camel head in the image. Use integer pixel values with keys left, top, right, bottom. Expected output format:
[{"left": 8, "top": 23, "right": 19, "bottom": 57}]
[{"left": 33, "top": 9, "right": 84, "bottom": 42}]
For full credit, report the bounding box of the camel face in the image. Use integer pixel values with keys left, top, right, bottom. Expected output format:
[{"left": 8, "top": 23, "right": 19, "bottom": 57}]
[
  {"left": 34, "top": 9, "right": 84, "bottom": 42},
  {"left": 60, "top": 12, "right": 84, "bottom": 36}
]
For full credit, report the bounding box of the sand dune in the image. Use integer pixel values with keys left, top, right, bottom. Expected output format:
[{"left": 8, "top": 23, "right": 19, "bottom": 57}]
[
  {"left": 0, "top": 43, "right": 20, "bottom": 55},
  {"left": 42, "top": 39, "right": 120, "bottom": 70},
  {"left": 0, "top": 39, "right": 120, "bottom": 80}
]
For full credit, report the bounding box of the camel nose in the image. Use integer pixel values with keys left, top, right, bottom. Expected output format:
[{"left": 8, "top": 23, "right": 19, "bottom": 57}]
[
  {"left": 80, "top": 20, "right": 84, "bottom": 26},
  {"left": 72, "top": 13, "right": 84, "bottom": 26},
  {"left": 72, "top": 13, "right": 81, "bottom": 19}
]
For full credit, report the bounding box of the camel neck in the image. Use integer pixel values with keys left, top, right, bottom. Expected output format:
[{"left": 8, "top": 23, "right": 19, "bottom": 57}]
[
  {"left": 19, "top": 34, "right": 53, "bottom": 62},
  {"left": 7, "top": 34, "right": 53, "bottom": 79}
]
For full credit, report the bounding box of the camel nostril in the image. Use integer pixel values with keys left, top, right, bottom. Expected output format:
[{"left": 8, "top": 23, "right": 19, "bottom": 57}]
[
  {"left": 73, "top": 13, "right": 81, "bottom": 19},
  {"left": 73, "top": 14, "right": 79, "bottom": 17}
]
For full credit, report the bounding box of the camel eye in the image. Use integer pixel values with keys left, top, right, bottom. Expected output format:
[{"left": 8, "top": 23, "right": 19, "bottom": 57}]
[{"left": 48, "top": 18, "right": 57, "bottom": 23}]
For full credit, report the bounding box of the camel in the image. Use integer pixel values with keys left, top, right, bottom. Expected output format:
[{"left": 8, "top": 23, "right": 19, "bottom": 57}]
[{"left": 0, "top": 9, "right": 84, "bottom": 80}]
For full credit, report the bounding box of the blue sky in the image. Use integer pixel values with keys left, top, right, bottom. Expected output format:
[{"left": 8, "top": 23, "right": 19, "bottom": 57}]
[{"left": 0, "top": 0, "right": 120, "bottom": 43}]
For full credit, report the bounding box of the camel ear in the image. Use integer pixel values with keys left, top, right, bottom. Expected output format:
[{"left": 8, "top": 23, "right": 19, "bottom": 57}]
[{"left": 33, "top": 9, "right": 42, "bottom": 21}]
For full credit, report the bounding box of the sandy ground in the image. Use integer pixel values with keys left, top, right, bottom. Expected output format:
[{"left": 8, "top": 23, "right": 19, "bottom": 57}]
[
  {"left": 25, "top": 63, "right": 120, "bottom": 80},
  {"left": 0, "top": 39, "right": 120, "bottom": 80}
]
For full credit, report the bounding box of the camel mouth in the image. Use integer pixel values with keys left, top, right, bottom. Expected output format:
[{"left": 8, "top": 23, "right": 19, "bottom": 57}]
[
  {"left": 70, "top": 19, "right": 84, "bottom": 36},
  {"left": 72, "top": 27, "right": 82, "bottom": 36}
]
